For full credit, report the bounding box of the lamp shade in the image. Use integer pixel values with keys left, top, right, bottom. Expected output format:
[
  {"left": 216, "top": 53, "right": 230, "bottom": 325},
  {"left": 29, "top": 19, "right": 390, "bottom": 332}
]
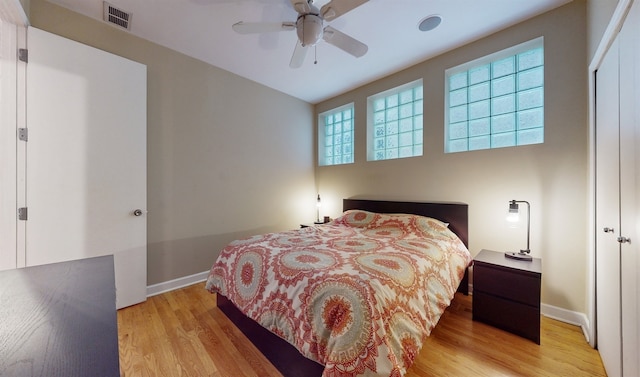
[
  {"left": 505, "top": 199, "right": 532, "bottom": 261},
  {"left": 506, "top": 200, "right": 520, "bottom": 223}
]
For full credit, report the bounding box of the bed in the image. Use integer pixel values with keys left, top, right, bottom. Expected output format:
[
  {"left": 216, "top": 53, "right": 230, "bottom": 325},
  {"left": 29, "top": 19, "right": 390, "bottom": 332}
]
[{"left": 205, "top": 199, "right": 471, "bottom": 377}]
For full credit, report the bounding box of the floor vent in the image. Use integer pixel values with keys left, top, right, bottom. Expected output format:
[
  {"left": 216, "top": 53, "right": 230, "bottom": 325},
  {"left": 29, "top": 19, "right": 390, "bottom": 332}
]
[{"left": 103, "top": 2, "right": 132, "bottom": 30}]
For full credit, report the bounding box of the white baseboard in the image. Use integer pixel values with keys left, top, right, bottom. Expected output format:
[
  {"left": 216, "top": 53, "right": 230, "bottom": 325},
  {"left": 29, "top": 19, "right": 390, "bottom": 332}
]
[
  {"left": 469, "top": 284, "right": 591, "bottom": 344},
  {"left": 541, "top": 303, "right": 592, "bottom": 344},
  {"left": 146, "top": 270, "right": 209, "bottom": 297}
]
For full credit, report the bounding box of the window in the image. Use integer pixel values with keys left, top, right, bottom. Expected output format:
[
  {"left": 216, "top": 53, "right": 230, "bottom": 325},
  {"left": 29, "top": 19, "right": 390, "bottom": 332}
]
[
  {"left": 445, "top": 38, "right": 544, "bottom": 153},
  {"left": 367, "top": 80, "right": 423, "bottom": 161},
  {"left": 318, "top": 104, "right": 354, "bottom": 166}
]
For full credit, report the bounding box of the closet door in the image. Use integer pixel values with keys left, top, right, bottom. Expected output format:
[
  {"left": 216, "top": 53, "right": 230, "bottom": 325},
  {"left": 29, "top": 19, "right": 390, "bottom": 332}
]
[
  {"left": 595, "top": 35, "right": 621, "bottom": 377},
  {"left": 618, "top": 2, "right": 640, "bottom": 375}
]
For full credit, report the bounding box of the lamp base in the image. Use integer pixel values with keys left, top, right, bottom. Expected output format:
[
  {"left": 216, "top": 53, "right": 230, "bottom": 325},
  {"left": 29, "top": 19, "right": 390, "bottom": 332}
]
[{"left": 505, "top": 251, "right": 533, "bottom": 261}]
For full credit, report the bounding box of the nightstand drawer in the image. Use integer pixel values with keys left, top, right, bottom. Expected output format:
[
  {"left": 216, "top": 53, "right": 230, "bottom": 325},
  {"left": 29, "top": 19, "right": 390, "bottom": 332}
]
[
  {"left": 474, "top": 263, "right": 541, "bottom": 307},
  {"left": 473, "top": 291, "right": 540, "bottom": 344}
]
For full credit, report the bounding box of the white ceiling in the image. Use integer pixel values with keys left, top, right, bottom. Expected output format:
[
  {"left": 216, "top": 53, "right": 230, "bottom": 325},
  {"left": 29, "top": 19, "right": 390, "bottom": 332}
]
[{"left": 47, "top": 0, "right": 571, "bottom": 104}]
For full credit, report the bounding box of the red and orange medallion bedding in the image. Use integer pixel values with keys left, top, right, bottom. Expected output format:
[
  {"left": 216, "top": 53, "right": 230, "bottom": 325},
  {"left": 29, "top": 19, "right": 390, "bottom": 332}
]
[{"left": 205, "top": 210, "right": 471, "bottom": 377}]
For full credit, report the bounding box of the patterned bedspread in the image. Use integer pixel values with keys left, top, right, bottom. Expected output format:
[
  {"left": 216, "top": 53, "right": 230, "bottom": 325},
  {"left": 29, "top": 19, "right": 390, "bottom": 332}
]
[{"left": 205, "top": 210, "right": 471, "bottom": 377}]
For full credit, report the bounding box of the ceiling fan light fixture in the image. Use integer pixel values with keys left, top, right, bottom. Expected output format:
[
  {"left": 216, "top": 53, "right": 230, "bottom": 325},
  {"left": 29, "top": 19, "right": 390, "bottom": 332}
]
[
  {"left": 297, "top": 14, "right": 324, "bottom": 46},
  {"left": 418, "top": 15, "right": 442, "bottom": 32}
]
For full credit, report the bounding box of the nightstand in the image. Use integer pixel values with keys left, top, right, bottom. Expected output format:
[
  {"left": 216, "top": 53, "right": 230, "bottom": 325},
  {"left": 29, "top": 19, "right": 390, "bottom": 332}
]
[
  {"left": 300, "top": 222, "right": 327, "bottom": 228},
  {"left": 472, "top": 249, "right": 542, "bottom": 344}
]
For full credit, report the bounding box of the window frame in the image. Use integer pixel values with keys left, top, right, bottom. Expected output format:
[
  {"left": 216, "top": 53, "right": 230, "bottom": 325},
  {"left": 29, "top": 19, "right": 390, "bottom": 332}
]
[
  {"left": 318, "top": 103, "right": 355, "bottom": 166},
  {"left": 366, "top": 79, "right": 424, "bottom": 161},
  {"left": 444, "top": 37, "right": 544, "bottom": 153}
]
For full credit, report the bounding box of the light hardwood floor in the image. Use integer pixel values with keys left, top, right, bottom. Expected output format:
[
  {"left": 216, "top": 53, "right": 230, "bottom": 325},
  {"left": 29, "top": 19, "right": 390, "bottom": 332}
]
[{"left": 118, "top": 284, "right": 607, "bottom": 377}]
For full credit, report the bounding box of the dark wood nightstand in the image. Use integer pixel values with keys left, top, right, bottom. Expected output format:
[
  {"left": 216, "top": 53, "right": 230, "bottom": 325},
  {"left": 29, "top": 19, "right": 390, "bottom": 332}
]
[
  {"left": 300, "top": 222, "right": 327, "bottom": 228},
  {"left": 472, "top": 249, "right": 542, "bottom": 344}
]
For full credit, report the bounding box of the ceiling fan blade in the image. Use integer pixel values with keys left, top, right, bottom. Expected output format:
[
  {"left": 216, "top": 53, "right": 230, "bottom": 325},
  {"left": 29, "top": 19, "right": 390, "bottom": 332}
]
[
  {"left": 232, "top": 21, "right": 296, "bottom": 34},
  {"left": 323, "top": 26, "right": 367, "bottom": 57},
  {"left": 290, "top": 41, "right": 309, "bottom": 68},
  {"left": 320, "top": 0, "right": 368, "bottom": 22},
  {"left": 290, "top": 0, "right": 311, "bottom": 14}
]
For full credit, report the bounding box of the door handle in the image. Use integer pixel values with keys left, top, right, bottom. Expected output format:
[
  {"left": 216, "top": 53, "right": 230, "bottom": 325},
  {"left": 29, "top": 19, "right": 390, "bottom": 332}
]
[
  {"left": 603, "top": 227, "right": 615, "bottom": 233},
  {"left": 617, "top": 236, "right": 631, "bottom": 244}
]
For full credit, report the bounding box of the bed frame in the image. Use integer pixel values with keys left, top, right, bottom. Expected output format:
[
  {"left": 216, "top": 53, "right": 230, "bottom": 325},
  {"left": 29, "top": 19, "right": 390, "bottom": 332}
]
[{"left": 216, "top": 199, "right": 469, "bottom": 377}]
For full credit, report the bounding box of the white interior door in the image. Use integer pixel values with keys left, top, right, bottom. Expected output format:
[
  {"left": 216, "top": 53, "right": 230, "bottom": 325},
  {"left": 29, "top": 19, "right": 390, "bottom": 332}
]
[
  {"left": 618, "top": 2, "right": 640, "bottom": 375},
  {"left": 25, "top": 27, "right": 147, "bottom": 309},
  {"left": 595, "top": 35, "right": 621, "bottom": 377}
]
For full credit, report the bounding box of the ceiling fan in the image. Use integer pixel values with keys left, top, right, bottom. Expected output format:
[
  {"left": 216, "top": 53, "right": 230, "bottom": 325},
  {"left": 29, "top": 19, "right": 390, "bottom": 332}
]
[{"left": 232, "top": 0, "right": 369, "bottom": 68}]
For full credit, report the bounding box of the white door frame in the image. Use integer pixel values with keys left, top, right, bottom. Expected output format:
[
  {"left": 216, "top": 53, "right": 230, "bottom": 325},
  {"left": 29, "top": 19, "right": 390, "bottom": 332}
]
[{"left": 0, "top": 3, "right": 27, "bottom": 271}]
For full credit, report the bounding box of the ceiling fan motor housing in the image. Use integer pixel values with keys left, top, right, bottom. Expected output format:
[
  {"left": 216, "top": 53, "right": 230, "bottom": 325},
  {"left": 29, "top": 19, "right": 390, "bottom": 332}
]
[{"left": 297, "top": 14, "right": 323, "bottom": 46}]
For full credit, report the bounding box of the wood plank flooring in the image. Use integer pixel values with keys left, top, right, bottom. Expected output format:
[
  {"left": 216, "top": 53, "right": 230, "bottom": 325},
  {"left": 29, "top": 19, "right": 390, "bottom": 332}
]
[{"left": 118, "top": 284, "right": 607, "bottom": 377}]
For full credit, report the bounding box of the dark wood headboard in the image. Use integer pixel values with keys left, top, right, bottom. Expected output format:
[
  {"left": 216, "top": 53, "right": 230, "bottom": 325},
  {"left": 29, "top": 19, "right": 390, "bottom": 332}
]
[{"left": 342, "top": 199, "right": 469, "bottom": 248}]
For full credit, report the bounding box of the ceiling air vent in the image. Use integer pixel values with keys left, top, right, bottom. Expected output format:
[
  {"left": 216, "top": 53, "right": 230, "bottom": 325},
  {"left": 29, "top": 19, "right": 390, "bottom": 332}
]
[{"left": 103, "top": 2, "right": 132, "bottom": 31}]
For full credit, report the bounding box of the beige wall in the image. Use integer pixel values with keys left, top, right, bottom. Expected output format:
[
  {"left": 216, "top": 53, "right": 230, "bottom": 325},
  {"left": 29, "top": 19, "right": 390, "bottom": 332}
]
[
  {"left": 29, "top": 0, "right": 316, "bottom": 285},
  {"left": 315, "top": 1, "right": 588, "bottom": 313},
  {"left": 587, "top": 0, "right": 619, "bottom": 61}
]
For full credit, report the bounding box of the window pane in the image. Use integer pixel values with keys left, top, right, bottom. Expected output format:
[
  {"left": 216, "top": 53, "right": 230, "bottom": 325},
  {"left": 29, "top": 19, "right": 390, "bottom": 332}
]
[
  {"left": 450, "top": 105, "right": 468, "bottom": 123},
  {"left": 449, "top": 122, "right": 468, "bottom": 139},
  {"left": 492, "top": 132, "right": 516, "bottom": 148},
  {"left": 492, "top": 57, "right": 515, "bottom": 78},
  {"left": 373, "top": 98, "right": 385, "bottom": 112},
  {"left": 400, "top": 89, "right": 414, "bottom": 104},
  {"left": 518, "top": 48, "right": 543, "bottom": 71},
  {"left": 450, "top": 72, "right": 468, "bottom": 90},
  {"left": 518, "top": 66, "right": 543, "bottom": 90},
  {"left": 414, "top": 87, "right": 423, "bottom": 100},
  {"left": 518, "top": 128, "right": 544, "bottom": 145},
  {"left": 414, "top": 129, "right": 422, "bottom": 143},
  {"left": 450, "top": 88, "right": 467, "bottom": 107},
  {"left": 399, "top": 132, "right": 413, "bottom": 147},
  {"left": 469, "top": 135, "right": 490, "bottom": 151},
  {"left": 492, "top": 75, "right": 515, "bottom": 97},
  {"left": 399, "top": 146, "right": 413, "bottom": 158},
  {"left": 413, "top": 99, "right": 423, "bottom": 115},
  {"left": 491, "top": 113, "right": 516, "bottom": 134},
  {"left": 469, "top": 65, "right": 490, "bottom": 85},
  {"left": 469, "top": 100, "right": 490, "bottom": 120},
  {"left": 448, "top": 139, "right": 468, "bottom": 153},
  {"left": 399, "top": 103, "right": 413, "bottom": 119},
  {"left": 413, "top": 115, "right": 423, "bottom": 130},
  {"left": 518, "top": 108, "right": 543, "bottom": 130},
  {"left": 386, "top": 94, "right": 398, "bottom": 108},
  {"left": 399, "top": 118, "right": 413, "bottom": 133},
  {"left": 469, "top": 118, "right": 490, "bottom": 136},
  {"left": 386, "top": 121, "right": 398, "bottom": 135},
  {"left": 469, "top": 83, "right": 489, "bottom": 102},
  {"left": 386, "top": 107, "right": 398, "bottom": 121},
  {"left": 492, "top": 94, "right": 515, "bottom": 115},
  {"left": 518, "top": 87, "right": 544, "bottom": 110}
]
